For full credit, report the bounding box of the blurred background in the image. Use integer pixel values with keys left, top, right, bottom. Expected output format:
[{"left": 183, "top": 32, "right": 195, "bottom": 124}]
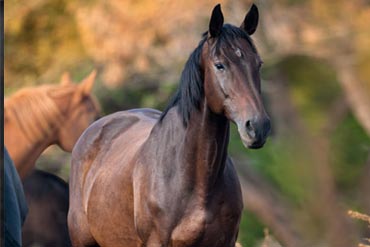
[{"left": 5, "top": 0, "right": 370, "bottom": 246}]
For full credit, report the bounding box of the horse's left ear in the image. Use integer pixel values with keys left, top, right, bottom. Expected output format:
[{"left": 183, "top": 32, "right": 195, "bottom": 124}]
[
  {"left": 209, "top": 4, "right": 224, "bottom": 38},
  {"left": 241, "top": 4, "right": 259, "bottom": 35},
  {"left": 80, "top": 70, "right": 97, "bottom": 94},
  {"left": 60, "top": 72, "right": 72, "bottom": 86}
]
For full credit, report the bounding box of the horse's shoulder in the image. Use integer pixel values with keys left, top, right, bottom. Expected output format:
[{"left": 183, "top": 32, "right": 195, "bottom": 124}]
[
  {"left": 72, "top": 109, "right": 159, "bottom": 161},
  {"left": 89, "top": 109, "right": 159, "bottom": 138}
]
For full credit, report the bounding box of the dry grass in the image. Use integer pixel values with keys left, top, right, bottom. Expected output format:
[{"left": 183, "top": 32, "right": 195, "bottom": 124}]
[
  {"left": 259, "top": 229, "right": 283, "bottom": 247},
  {"left": 348, "top": 210, "right": 370, "bottom": 247},
  {"left": 236, "top": 228, "right": 283, "bottom": 247}
]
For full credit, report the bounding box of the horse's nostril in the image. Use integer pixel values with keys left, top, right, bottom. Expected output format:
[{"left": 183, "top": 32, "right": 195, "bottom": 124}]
[
  {"left": 246, "top": 120, "right": 252, "bottom": 130},
  {"left": 245, "top": 120, "right": 256, "bottom": 138}
]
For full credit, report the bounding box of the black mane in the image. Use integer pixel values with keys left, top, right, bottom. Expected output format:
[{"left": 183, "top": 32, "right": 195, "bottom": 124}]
[{"left": 160, "top": 24, "right": 257, "bottom": 126}]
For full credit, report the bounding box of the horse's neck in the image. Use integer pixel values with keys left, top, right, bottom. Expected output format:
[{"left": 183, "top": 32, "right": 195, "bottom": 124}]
[
  {"left": 4, "top": 115, "right": 57, "bottom": 179},
  {"left": 185, "top": 100, "right": 229, "bottom": 190},
  {"left": 158, "top": 100, "right": 229, "bottom": 193}
]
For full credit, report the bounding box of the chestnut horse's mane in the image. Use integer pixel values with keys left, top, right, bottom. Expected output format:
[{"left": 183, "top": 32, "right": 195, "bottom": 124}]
[
  {"left": 4, "top": 85, "right": 75, "bottom": 142},
  {"left": 160, "top": 24, "right": 257, "bottom": 126}
]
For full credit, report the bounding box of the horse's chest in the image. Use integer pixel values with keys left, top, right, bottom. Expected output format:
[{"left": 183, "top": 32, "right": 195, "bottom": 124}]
[
  {"left": 170, "top": 208, "right": 206, "bottom": 246},
  {"left": 169, "top": 200, "right": 241, "bottom": 247}
]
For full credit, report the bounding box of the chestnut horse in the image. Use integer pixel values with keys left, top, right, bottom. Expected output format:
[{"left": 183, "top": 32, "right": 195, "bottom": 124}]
[
  {"left": 69, "top": 4, "right": 270, "bottom": 247},
  {"left": 4, "top": 71, "right": 101, "bottom": 179}
]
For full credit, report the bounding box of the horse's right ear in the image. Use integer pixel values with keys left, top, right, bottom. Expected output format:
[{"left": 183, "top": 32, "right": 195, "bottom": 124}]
[
  {"left": 241, "top": 4, "right": 259, "bottom": 35},
  {"left": 79, "top": 70, "right": 97, "bottom": 95},
  {"left": 60, "top": 72, "right": 72, "bottom": 86},
  {"left": 209, "top": 4, "right": 224, "bottom": 38}
]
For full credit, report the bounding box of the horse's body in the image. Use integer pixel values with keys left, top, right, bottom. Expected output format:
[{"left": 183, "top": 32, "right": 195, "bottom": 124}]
[
  {"left": 22, "top": 169, "right": 70, "bottom": 247},
  {"left": 70, "top": 108, "right": 243, "bottom": 247},
  {"left": 4, "top": 71, "right": 100, "bottom": 179},
  {"left": 69, "top": 4, "right": 270, "bottom": 247}
]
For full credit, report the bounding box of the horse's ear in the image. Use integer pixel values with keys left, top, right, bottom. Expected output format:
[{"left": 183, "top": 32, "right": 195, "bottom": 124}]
[
  {"left": 209, "top": 4, "right": 224, "bottom": 38},
  {"left": 241, "top": 4, "right": 259, "bottom": 35},
  {"left": 60, "top": 72, "right": 72, "bottom": 86},
  {"left": 80, "top": 70, "right": 97, "bottom": 94}
]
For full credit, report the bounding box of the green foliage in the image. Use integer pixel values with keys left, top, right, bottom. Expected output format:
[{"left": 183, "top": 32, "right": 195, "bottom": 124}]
[
  {"left": 277, "top": 55, "right": 341, "bottom": 132},
  {"left": 279, "top": 0, "right": 308, "bottom": 6},
  {"left": 330, "top": 113, "right": 370, "bottom": 193},
  {"left": 5, "top": 0, "right": 87, "bottom": 91},
  {"left": 229, "top": 124, "right": 314, "bottom": 205},
  {"left": 96, "top": 73, "right": 177, "bottom": 115},
  {"left": 238, "top": 210, "right": 266, "bottom": 247}
]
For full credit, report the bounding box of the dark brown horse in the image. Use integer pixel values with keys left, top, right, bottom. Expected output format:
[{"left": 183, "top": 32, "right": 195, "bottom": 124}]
[
  {"left": 22, "top": 169, "right": 70, "bottom": 247},
  {"left": 69, "top": 4, "right": 270, "bottom": 247}
]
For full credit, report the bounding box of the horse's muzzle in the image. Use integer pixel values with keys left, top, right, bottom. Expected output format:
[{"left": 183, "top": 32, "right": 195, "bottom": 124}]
[{"left": 239, "top": 116, "right": 271, "bottom": 149}]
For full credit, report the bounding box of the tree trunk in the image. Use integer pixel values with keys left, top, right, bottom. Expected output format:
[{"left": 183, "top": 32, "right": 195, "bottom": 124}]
[{"left": 334, "top": 61, "right": 370, "bottom": 137}]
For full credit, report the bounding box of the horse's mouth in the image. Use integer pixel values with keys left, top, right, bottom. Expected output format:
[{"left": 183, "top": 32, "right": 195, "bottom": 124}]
[
  {"left": 238, "top": 131, "right": 267, "bottom": 149},
  {"left": 247, "top": 140, "right": 265, "bottom": 149}
]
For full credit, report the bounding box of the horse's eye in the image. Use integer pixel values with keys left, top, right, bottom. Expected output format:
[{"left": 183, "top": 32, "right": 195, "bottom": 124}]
[
  {"left": 215, "top": 63, "right": 225, "bottom": 71},
  {"left": 258, "top": 61, "right": 264, "bottom": 69}
]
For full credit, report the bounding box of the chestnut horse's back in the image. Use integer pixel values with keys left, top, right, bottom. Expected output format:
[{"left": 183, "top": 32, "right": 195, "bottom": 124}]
[{"left": 68, "top": 108, "right": 160, "bottom": 246}]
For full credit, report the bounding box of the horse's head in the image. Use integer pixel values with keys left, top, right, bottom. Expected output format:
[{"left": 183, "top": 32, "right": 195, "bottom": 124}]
[
  {"left": 201, "top": 4, "right": 270, "bottom": 149},
  {"left": 53, "top": 71, "right": 101, "bottom": 152}
]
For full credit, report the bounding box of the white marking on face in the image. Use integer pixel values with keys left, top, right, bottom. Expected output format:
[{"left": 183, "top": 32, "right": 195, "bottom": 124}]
[{"left": 235, "top": 48, "right": 242, "bottom": 58}]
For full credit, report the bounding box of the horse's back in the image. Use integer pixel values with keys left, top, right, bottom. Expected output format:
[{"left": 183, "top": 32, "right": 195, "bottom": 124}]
[{"left": 72, "top": 108, "right": 160, "bottom": 162}]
